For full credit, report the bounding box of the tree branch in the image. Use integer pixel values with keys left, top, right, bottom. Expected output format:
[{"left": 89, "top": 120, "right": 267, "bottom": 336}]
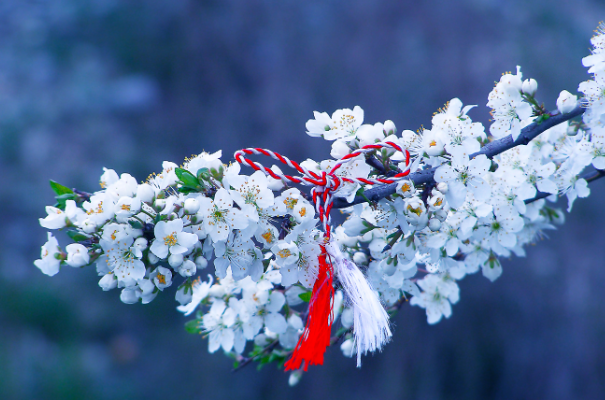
[
  {"left": 525, "top": 168, "right": 605, "bottom": 204},
  {"left": 333, "top": 106, "right": 586, "bottom": 209}
]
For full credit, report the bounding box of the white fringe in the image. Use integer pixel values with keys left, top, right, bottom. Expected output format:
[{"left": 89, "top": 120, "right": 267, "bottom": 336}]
[{"left": 326, "top": 242, "right": 392, "bottom": 367}]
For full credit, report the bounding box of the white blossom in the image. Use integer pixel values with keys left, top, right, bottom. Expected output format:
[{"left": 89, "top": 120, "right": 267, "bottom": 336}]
[{"left": 34, "top": 232, "right": 62, "bottom": 276}]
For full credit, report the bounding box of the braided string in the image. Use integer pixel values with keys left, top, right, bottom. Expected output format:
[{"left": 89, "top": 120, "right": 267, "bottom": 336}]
[
  {"left": 234, "top": 141, "right": 411, "bottom": 239},
  {"left": 234, "top": 141, "right": 412, "bottom": 371}
]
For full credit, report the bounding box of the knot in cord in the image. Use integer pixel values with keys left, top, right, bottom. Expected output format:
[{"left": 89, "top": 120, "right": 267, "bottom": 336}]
[{"left": 234, "top": 141, "right": 412, "bottom": 239}]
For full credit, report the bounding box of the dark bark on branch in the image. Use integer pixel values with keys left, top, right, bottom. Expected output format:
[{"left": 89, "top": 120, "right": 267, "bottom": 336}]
[
  {"left": 333, "top": 106, "right": 586, "bottom": 209},
  {"left": 365, "top": 155, "right": 387, "bottom": 174}
]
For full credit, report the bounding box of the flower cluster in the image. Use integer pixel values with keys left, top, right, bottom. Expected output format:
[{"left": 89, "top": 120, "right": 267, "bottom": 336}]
[{"left": 35, "top": 22, "right": 605, "bottom": 384}]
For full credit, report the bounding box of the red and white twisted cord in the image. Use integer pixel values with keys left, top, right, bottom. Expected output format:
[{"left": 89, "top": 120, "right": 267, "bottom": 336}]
[{"left": 234, "top": 141, "right": 412, "bottom": 237}]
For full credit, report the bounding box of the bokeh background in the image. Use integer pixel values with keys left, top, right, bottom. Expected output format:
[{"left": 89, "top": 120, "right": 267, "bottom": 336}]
[{"left": 1, "top": 0, "right": 605, "bottom": 399}]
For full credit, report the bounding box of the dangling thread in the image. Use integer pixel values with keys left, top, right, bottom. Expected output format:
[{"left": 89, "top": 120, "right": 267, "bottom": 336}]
[
  {"left": 283, "top": 247, "right": 334, "bottom": 371},
  {"left": 326, "top": 242, "right": 391, "bottom": 367}
]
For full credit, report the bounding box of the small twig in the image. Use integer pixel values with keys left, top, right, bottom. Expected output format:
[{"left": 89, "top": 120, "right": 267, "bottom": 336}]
[
  {"left": 73, "top": 189, "right": 92, "bottom": 202},
  {"left": 365, "top": 155, "right": 387, "bottom": 175},
  {"left": 232, "top": 340, "right": 280, "bottom": 373}
]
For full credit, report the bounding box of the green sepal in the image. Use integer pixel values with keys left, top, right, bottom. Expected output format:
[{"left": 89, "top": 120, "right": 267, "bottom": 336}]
[
  {"left": 360, "top": 220, "right": 377, "bottom": 235},
  {"left": 184, "top": 319, "right": 201, "bottom": 334},
  {"left": 210, "top": 166, "right": 224, "bottom": 181},
  {"left": 196, "top": 167, "right": 211, "bottom": 181},
  {"left": 535, "top": 113, "right": 551, "bottom": 125},
  {"left": 298, "top": 292, "right": 312, "bottom": 303}
]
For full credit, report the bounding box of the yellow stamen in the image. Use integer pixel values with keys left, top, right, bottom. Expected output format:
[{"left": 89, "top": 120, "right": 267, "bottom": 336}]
[
  {"left": 261, "top": 231, "right": 274, "bottom": 243},
  {"left": 277, "top": 249, "right": 292, "bottom": 259},
  {"left": 164, "top": 233, "right": 178, "bottom": 247}
]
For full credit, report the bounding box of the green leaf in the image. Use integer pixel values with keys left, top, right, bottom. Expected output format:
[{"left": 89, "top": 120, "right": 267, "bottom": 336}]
[
  {"left": 66, "top": 230, "right": 90, "bottom": 242},
  {"left": 175, "top": 168, "right": 200, "bottom": 188},
  {"left": 298, "top": 292, "right": 312, "bottom": 303},
  {"left": 49, "top": 180, "right": 73, "bottom": 196},
  {"left": 184, "top": 319, "right": 201, "bottom": 334}
]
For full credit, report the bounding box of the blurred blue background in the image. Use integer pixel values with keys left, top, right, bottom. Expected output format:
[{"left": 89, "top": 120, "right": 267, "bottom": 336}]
[{"left": 2, "top": 0, "right": 605, "bottom": 399}]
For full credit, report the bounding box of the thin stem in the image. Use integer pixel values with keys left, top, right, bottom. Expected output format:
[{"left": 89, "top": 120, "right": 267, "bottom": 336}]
[{"left": 232, "top": 340, "right": 280, "bottom": 373}]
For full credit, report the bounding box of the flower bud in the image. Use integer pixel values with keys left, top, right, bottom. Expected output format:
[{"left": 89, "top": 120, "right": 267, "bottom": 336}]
[
  {"left": 521, "top": 78, "right": 538, "bottom": 96},
  {"left": 254, "top": 333, "right": 271, "bottom": 347},
  {"left": 120, "top": 288, "right": 139, "bottom": 304},
  {"left": 184, "top": 198, "right": 200, "bottom": 214},
  {"left": 154, "top": 198, "right": 166, "bottom": 211},
  {"left": 433, "top": 209, "right": 448, "bottom": 222},
  {"left": 133, "top": 237, "right": 148, "bottom": 251},
  {"left": 99, "top": 273, "right": 118, "bottom": 291},
  {"left": 195, "top": 256, "right": 208, "bottom": 269},
  {"left": 556, "top": 90, "right": 578, "bottom": 114},
  {"left": 148, "top": 252, "right": 160, "bottom": 264},
  {"left": 436, "top": 182, "right": 448, "bottom": 194},
  {"left": 266, "top": 165, "right": 285, "bottom": 191},
  {"left": 65, "top": 243, "right": 90, "bottom": 267},
  {"left": 331, "top": 139, "right": 352, "bottom": 159},
  {"left": 383, "top": 120, "right": 396, "bottom": 136},
  {"left": 178, "top": 260, "right": 197, "bottom": 277},
  {"left": 341, "top": 308, "right": 354, "bottom": 329},
  {"left": 136, "top": 183, "right": 155, "bottom": 203},
  {"left": 428, "top": 218, "right": 442, "bottom": 232},
  {"left": 340, "top": 338, "right": 355, "bottom": 358},
  {"left": 80, "top": 218, "right": 97, "bottom": 234},
  {"left": 288, "top": 371, "right": 303, "bottom": 387},
  {"left": 168, "top": 253, "right": 184, "bottom": 267}
]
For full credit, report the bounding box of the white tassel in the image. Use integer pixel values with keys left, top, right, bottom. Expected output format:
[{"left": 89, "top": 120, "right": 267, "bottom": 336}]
[{"left": 326, "top": 242, "right": 392, "bottom": 367}]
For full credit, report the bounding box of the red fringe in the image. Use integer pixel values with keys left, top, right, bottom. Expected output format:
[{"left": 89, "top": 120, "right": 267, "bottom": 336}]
[{"left": 284, "top": 247, "right": 334, "bottom": 371}]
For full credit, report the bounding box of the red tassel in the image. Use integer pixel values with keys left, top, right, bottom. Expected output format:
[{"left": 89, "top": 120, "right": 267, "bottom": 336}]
[{"left": 284, "top": 246, "right": 334, "bottom": 371}]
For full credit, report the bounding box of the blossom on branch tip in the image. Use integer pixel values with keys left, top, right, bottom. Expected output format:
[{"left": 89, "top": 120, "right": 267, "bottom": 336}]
[
  {"left": 306, "top": 106, "right": 364, "bottom": 141},
  {"left": 34, "top": 232, "right": 62, "bottom": 276}
]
